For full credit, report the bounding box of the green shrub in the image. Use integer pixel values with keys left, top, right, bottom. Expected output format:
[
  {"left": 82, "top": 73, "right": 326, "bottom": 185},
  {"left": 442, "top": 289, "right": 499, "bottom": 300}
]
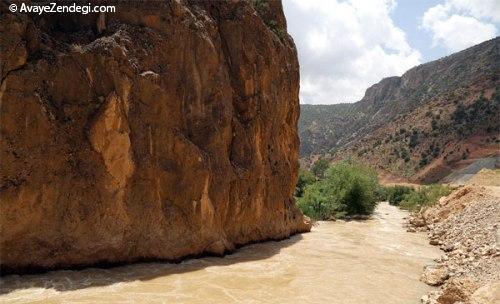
[
  {"left": 298, "top": 162, "right": 379, "bottom": 220},
  {"left": 295, "top": 169, "right": 316, "bottom": 197},
  {"left": 409, "top": 131, "right": 419, "bottom": 148},
  {"left": 374, "top": 184, "right": 388, "bottom": 202},
  {"left": 400, "top": 149, "right": 410, "bottom": 162},
  {"left": 297, "top": 182, "right": 336, "bottom": 220},
  {"left": 431, "top": 119, "right": 438, "bottom": 130},
  {"left": 419, "top": 156, "right": 428, "bottom": 167},
  {"left": 386, "top": 185, "right": 414, "bottom": 205},
  {"left": 399, "top": 184, "right": 452, "bottom": 211},
  {"left": 311, "top": 158, "right": 329, "bottom": 179}
]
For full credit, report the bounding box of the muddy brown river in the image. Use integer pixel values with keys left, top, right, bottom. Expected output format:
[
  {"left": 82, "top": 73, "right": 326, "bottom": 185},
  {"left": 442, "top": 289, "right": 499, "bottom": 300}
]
[{"left": 0, "top": 202, "right": 441, "bottom": 303}]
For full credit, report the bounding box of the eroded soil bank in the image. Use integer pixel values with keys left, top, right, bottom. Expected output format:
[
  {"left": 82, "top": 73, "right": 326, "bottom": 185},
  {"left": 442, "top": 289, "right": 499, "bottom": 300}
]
[
  {"left": 409, "top": 184, "right": 500, "bottom": 304},
  {"left": 0, "top": 203, "right": 440, "bottom": 304}
]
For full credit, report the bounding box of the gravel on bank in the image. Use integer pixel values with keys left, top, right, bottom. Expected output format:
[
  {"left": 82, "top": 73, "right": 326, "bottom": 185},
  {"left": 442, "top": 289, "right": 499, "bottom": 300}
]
[{"left": 407, "top": 186, "right": 500, "bottom": 304}]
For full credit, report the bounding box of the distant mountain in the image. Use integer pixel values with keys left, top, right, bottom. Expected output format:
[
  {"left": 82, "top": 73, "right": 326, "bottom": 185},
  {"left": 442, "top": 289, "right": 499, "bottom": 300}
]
[{"left": 299, "top": 37, "right": 500, "bottom": 183}]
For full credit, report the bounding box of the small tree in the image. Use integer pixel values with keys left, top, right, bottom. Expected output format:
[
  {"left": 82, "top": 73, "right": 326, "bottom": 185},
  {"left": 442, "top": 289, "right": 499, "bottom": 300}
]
[
  {"left": 298, "top": 161, "right": 379, "bottom": 219},
  {"left": 295, "top": 169, "right": 316, "bottom": 197},
  {"left": 419, "top": 156, "right": 428, "bottom": 167},
  {"left": 311, "top": 158, "right": 329, "bottom": 179},
  {"left": 400, "top": 149, "right": 410, "bottom": 162},
  {"left": 409, "top": 132, "right": 419, "bottom": 148}
]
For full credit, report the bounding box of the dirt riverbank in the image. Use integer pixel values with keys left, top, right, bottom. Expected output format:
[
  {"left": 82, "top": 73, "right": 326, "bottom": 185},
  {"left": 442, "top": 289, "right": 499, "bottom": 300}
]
[{"left": 408, "top": 185, "right": 499, "bottom": 304}]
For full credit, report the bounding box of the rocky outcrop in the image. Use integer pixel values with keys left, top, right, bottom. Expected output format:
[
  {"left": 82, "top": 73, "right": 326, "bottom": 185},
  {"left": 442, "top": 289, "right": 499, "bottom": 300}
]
[
  {"left": 0, "top": 0, "right": 310, "bottom": 274},
  {"left": 352, "top": 36, "right": 499, "bottom": 124}
]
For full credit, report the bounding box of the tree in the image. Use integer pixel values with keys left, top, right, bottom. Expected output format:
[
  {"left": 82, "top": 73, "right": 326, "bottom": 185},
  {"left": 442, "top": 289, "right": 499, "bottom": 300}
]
[
  {"left": 386, "top": 186, "right": 414, "bottom": 205},
  {"left": 311, "top": 158, "right": 329, "bottom": 179},
  {"left": 409, "top": 131, "right": 419, "bottom": 149},
  {"left": 298, "top": 161, "right": 379, "bottom": 219},
  {"left": 295, "top": 169, "right": 316, "bottom": 197}
]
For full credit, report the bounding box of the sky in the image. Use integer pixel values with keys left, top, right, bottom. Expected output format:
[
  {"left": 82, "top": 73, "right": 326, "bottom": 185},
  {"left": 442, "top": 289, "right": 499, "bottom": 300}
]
[{"left": 282, "top": 0, "right": 500, "bottom": 104}]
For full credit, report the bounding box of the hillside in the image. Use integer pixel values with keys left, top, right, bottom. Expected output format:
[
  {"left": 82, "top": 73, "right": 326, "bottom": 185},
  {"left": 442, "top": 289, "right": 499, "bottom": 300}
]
[
  {"left": 299, "top": 37, "right": 500, "bottom": 182},
  {"left": 298, "top": 103, "right": 356, "bottom": 156}
]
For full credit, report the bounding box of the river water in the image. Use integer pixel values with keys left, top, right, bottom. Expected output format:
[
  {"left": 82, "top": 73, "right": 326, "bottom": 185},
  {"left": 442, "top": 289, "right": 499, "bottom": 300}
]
[{"left": 0, "top": 202, "right": 441, "bottom": 304}]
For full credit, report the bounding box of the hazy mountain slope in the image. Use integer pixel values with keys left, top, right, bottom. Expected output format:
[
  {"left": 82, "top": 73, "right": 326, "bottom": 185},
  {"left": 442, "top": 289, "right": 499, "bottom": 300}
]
[
  {"left": 299, "top": 37, "right": 500, "bottom": 182},
  {"left": 298, "top": 103, "right": 356, "bottom": 156}
]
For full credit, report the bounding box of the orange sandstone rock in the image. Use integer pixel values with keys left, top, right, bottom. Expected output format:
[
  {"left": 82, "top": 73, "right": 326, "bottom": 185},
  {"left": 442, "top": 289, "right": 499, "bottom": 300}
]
[{"left": 0, "top": 0, "right": 310, "bottom": 274}]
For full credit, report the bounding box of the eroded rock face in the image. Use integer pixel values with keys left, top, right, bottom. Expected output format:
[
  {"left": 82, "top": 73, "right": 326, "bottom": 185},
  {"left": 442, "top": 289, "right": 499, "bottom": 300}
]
[{"left": 0, "top": 0, "right": 310, "bottom": 273}]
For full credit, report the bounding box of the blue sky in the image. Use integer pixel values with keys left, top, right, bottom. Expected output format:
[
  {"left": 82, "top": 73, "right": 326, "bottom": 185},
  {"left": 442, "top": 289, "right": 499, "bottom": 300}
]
[
  {"left": 391, "top": 0, "right": 447, "bottom": 61},
  {"left": 283, "top": 0, "right": 499, "bottom": 104}
]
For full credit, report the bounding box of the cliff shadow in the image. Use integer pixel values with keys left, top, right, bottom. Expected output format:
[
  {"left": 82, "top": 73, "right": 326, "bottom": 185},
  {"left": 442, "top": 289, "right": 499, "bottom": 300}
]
[{"left": 0, "top": 234, "right": 303, "bottom": 295}]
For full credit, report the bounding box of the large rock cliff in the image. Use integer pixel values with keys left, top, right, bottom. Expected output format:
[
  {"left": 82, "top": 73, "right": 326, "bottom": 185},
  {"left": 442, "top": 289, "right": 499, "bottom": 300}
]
[{"left": 0, "top": 0, "right": 310, "bottom": 273}]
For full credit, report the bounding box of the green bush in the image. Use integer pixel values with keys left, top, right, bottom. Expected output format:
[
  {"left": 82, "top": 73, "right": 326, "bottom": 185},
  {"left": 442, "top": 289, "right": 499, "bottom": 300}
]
[
  {"left": 295, "top": 169, "right": 316, "bottom": 197},
  {"left": 399, "top": 184, "right": 452, "bottom": 211},
  {"left": 386, "top": 185, "right": 414, "bottom": 205},
  {"left": 374, "top": 184, "right": 388, "bottom": 202},
  {"left": 409, "top": 131, "right": 419, "bottom": 148},
  {"left": 297, "top": 162, "right": 379, "bottom": 220},
  {"left": 419, "top": 156, "right": 428, "bottom": 167},
  {"left": 400, "top": 149, "right": 410, "bottom": 162},
  {"left": 311, "top": 158, "right": 329, "bottom": 179}
]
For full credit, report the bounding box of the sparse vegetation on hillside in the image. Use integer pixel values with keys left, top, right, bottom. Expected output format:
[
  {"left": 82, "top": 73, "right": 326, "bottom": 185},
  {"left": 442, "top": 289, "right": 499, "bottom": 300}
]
[
  {"left": 342, "top": 88, "right": 499, "bottom": 180},
  {"left": 452, "top": 94, "right": 500, "bottom": 138},
  {"left": 299, "top": 38, "right": 499, "bottom": 182},
  {"left": 296, "top": 162, "right": 380, "bottom": 220},
  {"left": 298, "top": 104, "right": 359, "bottom": 156}
]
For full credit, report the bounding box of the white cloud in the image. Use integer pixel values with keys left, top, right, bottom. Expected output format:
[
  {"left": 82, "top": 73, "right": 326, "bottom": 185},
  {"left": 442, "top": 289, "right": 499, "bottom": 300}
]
[
  {"left": 446, "top": 0, "right": 500, "bottom": 22},
  {"left": 283, "top": 0, "right": 421, "bottom": 104},
  {"left": 422, "top": 1, "right": 498, "bottom": 52}
]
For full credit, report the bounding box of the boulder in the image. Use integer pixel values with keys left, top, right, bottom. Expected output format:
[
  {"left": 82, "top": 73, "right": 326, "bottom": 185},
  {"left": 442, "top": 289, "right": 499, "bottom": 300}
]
[{"left": 421, "top": 265, "right": 449, "bottom": 286}]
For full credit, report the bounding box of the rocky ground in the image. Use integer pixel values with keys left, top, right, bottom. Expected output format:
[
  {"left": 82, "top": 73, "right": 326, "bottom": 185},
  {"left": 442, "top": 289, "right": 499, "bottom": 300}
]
[{"left": 407, "top": 184, "right": 499, "bottom": 304}]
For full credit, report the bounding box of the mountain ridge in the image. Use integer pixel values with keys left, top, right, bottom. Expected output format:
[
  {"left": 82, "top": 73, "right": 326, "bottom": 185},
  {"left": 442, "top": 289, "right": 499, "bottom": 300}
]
[{"left": 299, "top": 37, "right": 500, "bottom": 182}]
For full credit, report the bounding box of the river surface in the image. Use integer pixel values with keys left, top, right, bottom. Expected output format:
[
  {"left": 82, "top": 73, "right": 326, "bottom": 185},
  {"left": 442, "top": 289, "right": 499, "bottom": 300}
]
[{"left": 0, "top": 202, "right": 441, "bottom": 304}]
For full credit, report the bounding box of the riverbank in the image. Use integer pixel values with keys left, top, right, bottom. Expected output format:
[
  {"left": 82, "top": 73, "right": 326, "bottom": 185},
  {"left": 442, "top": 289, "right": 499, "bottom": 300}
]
[
  {"left": 408, "top": 185, "right": 500, "bottom": 304},
  {"left": 0, "top": 203, "right": 438, "bottom": 304}
]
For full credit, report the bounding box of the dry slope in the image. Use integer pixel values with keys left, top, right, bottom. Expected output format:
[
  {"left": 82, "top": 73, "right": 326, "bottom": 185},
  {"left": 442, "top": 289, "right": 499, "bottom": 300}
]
[
  {"left": 408, "top": 180, "right": 500, "bottom": 303},
  {"left": 299, "top": 38, "right": 499, "bottom": 181}
]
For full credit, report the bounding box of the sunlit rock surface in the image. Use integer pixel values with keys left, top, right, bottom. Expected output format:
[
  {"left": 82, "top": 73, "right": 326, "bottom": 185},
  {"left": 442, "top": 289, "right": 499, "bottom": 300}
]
[{"left": 0, "top": 0, "right": 310, "bottom": 273}]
